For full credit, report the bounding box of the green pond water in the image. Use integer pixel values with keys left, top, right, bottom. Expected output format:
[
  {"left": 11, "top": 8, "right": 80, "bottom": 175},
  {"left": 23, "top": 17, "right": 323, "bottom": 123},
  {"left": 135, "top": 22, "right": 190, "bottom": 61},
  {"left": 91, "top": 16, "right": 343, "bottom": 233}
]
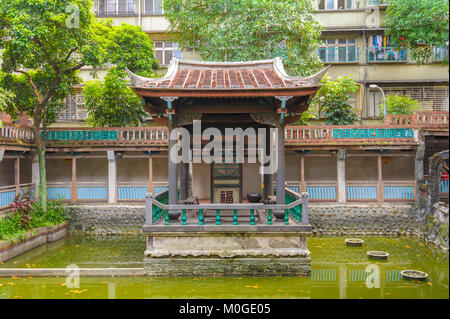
[{"left": 0, "top": 235, "right": 448, "bottom": 299}]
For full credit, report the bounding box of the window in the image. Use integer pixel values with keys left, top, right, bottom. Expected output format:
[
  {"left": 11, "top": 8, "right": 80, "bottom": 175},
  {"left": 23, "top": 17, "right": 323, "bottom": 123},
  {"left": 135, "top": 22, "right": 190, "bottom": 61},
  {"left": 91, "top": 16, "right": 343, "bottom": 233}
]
[
  {"left": 318, "top": 0, "right": 354, "bottom": 10},
  {"left": 318, "top": 38, "right": 359, "bottom": 63},
  {"left": 96, "top": 0, "right": 136, "bottom": 16},
  {"left": 56, "top": 90, "right": 87, "bottom": 122},
  {"left": 144, "top": 0, "right": 164, "bottom": 14},
  {"left": 364, "top": 86, "right": 449, "bottom": 118},
  {"left": 154, "top": 41, "right": 182, "bottom": 66}
]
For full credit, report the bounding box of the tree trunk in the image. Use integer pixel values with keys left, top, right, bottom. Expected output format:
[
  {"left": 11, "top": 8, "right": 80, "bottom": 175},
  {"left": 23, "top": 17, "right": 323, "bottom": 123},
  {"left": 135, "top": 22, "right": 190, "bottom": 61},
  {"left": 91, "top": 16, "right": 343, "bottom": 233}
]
[{"left": 33, "top": 125, "right": 47, "bottom": 212}]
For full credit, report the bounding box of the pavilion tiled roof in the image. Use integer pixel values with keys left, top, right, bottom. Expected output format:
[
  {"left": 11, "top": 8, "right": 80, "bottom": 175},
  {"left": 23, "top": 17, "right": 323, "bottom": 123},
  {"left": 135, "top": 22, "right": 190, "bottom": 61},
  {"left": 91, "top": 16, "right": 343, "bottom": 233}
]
[{"left": 127, "top": 58, "right": 329, "bottom": 91}]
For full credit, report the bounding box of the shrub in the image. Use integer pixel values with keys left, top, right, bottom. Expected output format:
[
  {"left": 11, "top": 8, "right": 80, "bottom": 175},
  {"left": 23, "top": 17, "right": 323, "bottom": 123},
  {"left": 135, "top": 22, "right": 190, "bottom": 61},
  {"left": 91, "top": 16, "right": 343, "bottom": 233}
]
[
  {"left": 380, "top": 94, "right": 420, "bottom": 119},
  {"left": 0, "top": 200, "right": 68, "bottom": 242},
  {"left": 311, "top": 76, "right": 360, "bottom": 125}
]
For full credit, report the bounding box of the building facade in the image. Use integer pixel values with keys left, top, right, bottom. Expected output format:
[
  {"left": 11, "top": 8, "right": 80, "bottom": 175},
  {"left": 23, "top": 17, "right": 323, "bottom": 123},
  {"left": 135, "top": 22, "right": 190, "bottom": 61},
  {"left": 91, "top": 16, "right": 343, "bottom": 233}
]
[{"left": 1, "top": 0, "right": 449, "bottom": 211}]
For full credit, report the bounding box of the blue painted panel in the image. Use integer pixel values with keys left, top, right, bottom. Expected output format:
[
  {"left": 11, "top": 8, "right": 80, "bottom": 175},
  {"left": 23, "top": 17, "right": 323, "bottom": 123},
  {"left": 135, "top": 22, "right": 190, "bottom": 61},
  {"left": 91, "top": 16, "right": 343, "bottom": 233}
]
[
  {"left": 288, "top": 185, "right": 299, "bottom": 193},
  {"left": 78, "top": 186, "right": 107, "bottom": 200},
  {"left": 118, "top": 186, "right": 147, "bottom": 200},
  {"left": 307, "top": 186, "right": 336, "bottom": 200},
  {"left": 154, "top": 186, "right": 168, "bottom": 195},
  {"left": 442, "top": 179, "right": 449, "bottom": 194},
  {"left": 384, "top": 186, "right": 415, "bottom": 200},
  {"left": 47, "top": 187, "right": 71, "bottom": 200},
  {"left": 347, "top": 186, "right": 377, "bottom": 200},
  {"left": 0, "top": 191, "right": 15, "bottom": 207}
]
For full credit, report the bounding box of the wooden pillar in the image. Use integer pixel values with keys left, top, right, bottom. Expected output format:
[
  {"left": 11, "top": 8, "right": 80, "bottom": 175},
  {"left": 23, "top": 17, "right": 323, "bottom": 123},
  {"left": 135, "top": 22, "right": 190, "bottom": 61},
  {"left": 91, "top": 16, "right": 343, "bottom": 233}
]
[
  {"left": 31, "top": 152, "right": 40, "bottom": 198},
  {"left": 148, "top": 157, "right": 154, "bottom": 194},
  {"left": 71, "top": 158, "right": 77, "bottom": 203},
  {"left": 300, "top": 155, "right": 306, "bottom": 193},
  {"left": 168, "top": 117, "right": 180, "bottom": 220},
  {"left": 415, "top": 141, "right": 425, "bottom": 205},
  {"left": 14, "top": 157, "right": 20, "bottom": 195},
  {"left": 180, "top": 162, "right": 188, "bottom": 201},
  {"left": 337, "top": 149, "right": 346, "bottom": 203},
  {"left": 107, "top": 151, "right": 117, "bottom": 204},
  {"left": 275, "top": 122, "right": 286, "bottom": 220},
  {"left": 263, "top": 127, "right": 273, "bottom": 200},
  {"left": 377, "top": 155, "right": 384, "bottom": 203}
]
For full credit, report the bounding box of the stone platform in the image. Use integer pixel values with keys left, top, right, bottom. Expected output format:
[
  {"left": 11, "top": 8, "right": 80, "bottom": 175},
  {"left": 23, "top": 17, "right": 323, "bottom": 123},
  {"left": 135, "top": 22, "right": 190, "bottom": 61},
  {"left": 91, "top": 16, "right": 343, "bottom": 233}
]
[{"left": 143, "top": 223, "right": 312, "bottom": 276}]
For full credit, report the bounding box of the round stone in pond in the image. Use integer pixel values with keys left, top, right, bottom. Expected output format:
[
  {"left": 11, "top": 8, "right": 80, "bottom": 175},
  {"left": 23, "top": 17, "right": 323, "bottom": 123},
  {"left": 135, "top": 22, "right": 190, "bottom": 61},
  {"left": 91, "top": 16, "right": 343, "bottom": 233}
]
[
  {"left": 367, "top": 250, "right": 389, "bottom": 260},
  {"left": 345, "top": 238, "right": 364, "bottom": 247},
  {"left": 401, "top": 270, "right": 429, "bottom": 281}
]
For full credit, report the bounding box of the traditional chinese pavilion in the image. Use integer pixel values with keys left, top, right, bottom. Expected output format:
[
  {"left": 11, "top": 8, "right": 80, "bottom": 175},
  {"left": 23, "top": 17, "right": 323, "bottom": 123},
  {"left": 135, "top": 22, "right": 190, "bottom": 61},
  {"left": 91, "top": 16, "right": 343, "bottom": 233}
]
[{"left": 125, "top": 58, "right": 327, "bottom": 275}]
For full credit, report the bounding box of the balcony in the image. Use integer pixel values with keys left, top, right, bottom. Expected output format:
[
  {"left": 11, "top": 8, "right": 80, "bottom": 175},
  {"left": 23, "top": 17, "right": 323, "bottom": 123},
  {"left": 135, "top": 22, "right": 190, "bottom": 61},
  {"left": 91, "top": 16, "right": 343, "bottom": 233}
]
[
  {"left": 1, "top": 112, "right": 447, "bottom": 150},
  {"left": 367, "top": 47, "right": 409, "bottom": 63},
  {"left": 318, "top": 47, "right": 360, "bottom": 63}
]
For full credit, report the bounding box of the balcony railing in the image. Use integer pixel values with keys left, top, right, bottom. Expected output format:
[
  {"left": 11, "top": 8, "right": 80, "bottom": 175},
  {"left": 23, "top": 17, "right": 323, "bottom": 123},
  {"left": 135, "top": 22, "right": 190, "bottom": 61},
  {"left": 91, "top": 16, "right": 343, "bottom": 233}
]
[
  {"left": 144, "top": 187, "right": 309, "bottom": 227},
  {"left": 366, "top": 0, "right": 390, "bottom": 6},
  {"left": 367, "top": 47, "right": 409, "bottom": 63},
  {"left": 385, "top": 111, "right": 448, "bottom": 128},
  {"left": 319, "top": 47, "right": 360, "bottom": 63},
  {"left": 95, "top": 10, "right": 137, "bottom": 16},
  {"left": 2, "top": 112, "right": 448, "bottom": 149}
]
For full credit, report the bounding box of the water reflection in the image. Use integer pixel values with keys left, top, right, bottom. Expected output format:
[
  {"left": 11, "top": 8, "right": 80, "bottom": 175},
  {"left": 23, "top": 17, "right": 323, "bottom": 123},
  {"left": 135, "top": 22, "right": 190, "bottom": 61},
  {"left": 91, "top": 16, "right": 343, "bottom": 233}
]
[{"left": 0, "top": 236, "right": 448, "bottom": 299}]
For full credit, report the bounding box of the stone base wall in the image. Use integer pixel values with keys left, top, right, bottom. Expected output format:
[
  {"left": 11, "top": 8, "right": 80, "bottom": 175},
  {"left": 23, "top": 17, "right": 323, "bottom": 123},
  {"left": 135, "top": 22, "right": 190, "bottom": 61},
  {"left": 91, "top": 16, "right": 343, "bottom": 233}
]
[
  {"left": 67, "top": 203, "right": 448, "bottom": 251},
  {"left": 144, "top": 232, "right": 310, "bottom": 276},
  {"left": 309, "top": 204, "right": 419, "bottom": 236},
  {"left": 144, "top": 257, "right": 311, "bottom": 276},
  {"left": 67, "top": 204, "right": 145, "bottom": 235},
  {"left": 0, "top": 223, "right": 69, "bottom": 263},
  {"left": 416, "top": 202, "right": 449, "bottom": 251}
]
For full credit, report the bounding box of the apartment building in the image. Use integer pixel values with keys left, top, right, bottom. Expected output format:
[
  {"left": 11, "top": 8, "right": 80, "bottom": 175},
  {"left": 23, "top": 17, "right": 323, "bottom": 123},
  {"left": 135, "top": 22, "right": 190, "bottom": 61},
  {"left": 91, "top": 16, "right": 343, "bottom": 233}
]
[{"left": 2, "top": 0, "right": 449, "bottom": 123}]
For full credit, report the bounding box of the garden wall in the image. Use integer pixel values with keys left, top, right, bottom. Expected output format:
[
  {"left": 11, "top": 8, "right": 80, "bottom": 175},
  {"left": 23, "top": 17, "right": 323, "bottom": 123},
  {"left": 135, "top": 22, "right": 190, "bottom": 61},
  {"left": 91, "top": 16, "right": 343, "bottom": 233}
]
[{"left": 0, "top": 223, "right": 69, "bottom": 263}]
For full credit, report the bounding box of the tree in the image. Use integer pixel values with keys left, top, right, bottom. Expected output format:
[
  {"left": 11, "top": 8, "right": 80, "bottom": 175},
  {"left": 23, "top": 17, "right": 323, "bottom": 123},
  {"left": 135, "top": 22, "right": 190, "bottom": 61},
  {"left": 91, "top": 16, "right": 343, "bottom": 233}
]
[
  {"left": 311, "top": 76, "right": 360, "bottom": 125},
  {"left": 162, "top": 0, "right": 322, "bottom": 76},
  {"left": 380, "top": 94, "right": 420, "bottom": 119},
  {"left": 0, "top": 1, "right": 157, "bottom": 211},
  {"left": 0, "top": 87, "right": 15, "bottom": 127},
  {"left": 84, "top": 68, "right": 146, "bottom": 127},
  {"left": 384, "top": 0, "right": 449, "bottom": 65}
]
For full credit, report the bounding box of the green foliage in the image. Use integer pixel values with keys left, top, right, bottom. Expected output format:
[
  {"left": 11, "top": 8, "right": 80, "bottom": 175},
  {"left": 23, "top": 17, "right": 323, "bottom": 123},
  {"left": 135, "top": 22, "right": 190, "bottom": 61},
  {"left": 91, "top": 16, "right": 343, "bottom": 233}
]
[
  {"left": 311, "top": 76, "right": 360, "bottom": 125},
  {"left": 102, "top": 21, "right": 159, "bottom": 76},
  {"left": 84, "top": 68, "right": 146, "bottom": 127},
  {"left": 0, "top": 200, "right": 68, "bottom": 241},
  {"left": 380, "top": 94, "right": 420, "bottom": 119},
  {"left": 0, "top": 87, "right": 15, "bottom": 126},
  {"left": 384, "top": 0, "right": 449, "bottom": 65},
  {"left": 29, "top": 200, "right": 69, "bottom": 228},
  {"left": 0, "top": 0, "right": 107, "bottom": 124},
  {"left": 294, "top": 110, "right": 317, "bottom": 125},
  {"left": 162, "top": 0, "right": 322, "bottom": 76}
]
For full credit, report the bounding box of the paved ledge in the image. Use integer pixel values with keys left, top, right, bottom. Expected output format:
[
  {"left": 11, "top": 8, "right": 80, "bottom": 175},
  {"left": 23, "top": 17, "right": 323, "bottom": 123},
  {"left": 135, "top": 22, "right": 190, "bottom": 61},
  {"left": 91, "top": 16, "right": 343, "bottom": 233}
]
[
  {"left": 143, "top": 224, "right": 312, "bottom": 233},
  {"left": 0, "top": 268, "right": 145, "bottom": 277}
]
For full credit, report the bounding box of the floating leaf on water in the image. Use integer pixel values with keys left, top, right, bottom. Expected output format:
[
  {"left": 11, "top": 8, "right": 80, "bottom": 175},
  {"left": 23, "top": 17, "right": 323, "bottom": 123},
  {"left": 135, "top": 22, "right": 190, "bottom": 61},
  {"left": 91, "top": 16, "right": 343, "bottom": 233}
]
[{"left": 245, "top": 285, "right": 261, "bottom": 289}]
